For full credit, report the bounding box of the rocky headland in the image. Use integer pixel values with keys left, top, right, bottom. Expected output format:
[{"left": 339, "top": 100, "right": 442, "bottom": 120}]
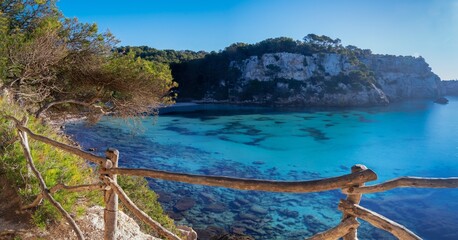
[
  {"left": 126, "top": 37, "right": 450, "bottom": 107},
  {"left": 226, "top": 52, "right": 443, "bottom": 106},
  {"left": 442, "top": 80, "right": 458, "bottom": 95}
]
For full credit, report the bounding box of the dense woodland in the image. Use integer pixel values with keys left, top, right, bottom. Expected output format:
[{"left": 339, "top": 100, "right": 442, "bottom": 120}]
[{"left": 118, "top": 35, "right": 374, "bottom": 101}]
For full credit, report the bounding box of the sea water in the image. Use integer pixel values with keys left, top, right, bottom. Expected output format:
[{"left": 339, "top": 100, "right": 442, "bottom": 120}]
[{"left": 65, "top": 97, "right": 458, "bottom": 240}]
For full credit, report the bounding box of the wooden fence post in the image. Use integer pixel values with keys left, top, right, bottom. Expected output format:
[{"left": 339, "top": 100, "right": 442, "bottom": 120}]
[
  {"left": 342, "top": 164, "right": 367, "bottom": 240},
  {"left": 104, "top": 148, "right": 119, "bottom": 240}
]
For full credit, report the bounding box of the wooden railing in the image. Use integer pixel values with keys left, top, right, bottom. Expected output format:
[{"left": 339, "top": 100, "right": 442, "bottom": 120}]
[{"left": 5, "top": 115, "right": 458, "bottom": 240}]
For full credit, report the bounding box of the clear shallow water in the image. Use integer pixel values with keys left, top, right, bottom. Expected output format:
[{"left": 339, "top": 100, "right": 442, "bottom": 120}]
[{"left": 65, "top": 97, "right": 458, "bottom": 240}]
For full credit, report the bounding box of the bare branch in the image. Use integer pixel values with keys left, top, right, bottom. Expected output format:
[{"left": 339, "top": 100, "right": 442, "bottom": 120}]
[
  {"left": 16, "top": 127, "right": 84, "bottom": 240},
  {"left": 35, "top": 98, "right": 101, "bottom": 118},
  {"left": 3, "top": 114, "right": 105, "bottom": 164}
]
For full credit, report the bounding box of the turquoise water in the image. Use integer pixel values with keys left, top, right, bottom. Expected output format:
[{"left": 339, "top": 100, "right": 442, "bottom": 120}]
[{"left": 65, "top": 97, "right": 458, "bottom": 240}]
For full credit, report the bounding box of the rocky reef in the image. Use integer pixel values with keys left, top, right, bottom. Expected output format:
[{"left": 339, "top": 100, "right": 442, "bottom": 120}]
[{"left": 225, "top": 52, "right": 442, "bottom": 106}]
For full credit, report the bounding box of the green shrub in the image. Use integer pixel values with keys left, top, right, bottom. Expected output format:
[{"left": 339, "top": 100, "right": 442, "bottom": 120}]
[
  {"left": 0, "top": 97, "right": 177, "bottom": 235},
  {"left": 0, "top": 97, "right": 102, "bottom": 226},
  {"left": 118, "top": 176, "right": 178, "bottom": 234}
]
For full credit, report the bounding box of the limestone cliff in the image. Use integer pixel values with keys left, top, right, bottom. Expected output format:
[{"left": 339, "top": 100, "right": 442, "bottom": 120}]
[
  {"left": 224, "top": 52, "right": 442, "bottom": 106},
  {"left": 442, "top": 80, "right": 458, "bottom": 95},
  {"left": 359, "top": 55, "right": 443, "bottom": 100}
]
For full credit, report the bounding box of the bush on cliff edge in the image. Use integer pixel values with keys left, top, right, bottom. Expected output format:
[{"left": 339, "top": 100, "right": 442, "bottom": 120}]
[{"left": 0, "top": 97, "right": 177, "bottom": 234}]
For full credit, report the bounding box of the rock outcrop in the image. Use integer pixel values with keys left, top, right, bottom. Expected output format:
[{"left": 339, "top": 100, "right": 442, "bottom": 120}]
[
  {"left": 77, "top": 206, "right": 161, "bottom": 240},
  {"left": 224, "top": 52, "right": 442, "bottom": 106},
  {"left": 442, "top": 80, "right": 458, "bottom": 95},
  {"left": 359, "top": 55, "right": 443, "bottom": 100}
]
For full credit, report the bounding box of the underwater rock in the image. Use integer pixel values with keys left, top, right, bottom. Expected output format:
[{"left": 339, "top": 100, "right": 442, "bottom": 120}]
[
  {"left": 252, "top": 161, "right": 265, "bottom": 165},
  {"left": 277, "top": 209, "right": 299, "bottom": 219},
  {"left": 166, "top": 211, "right": 184, "bottom": 221},
  {"left": 174, "top": 197, "right": 196, "bottom": 212},
  {"left": 230, "top": 201, "right": 242, "bottom": 208},
  {"left": 230, "top": 226, "right": 247, "bottom": 235},
  {"left": 203, "top": 202, "right": 227, "bottom": 213},
  {"left": 156, "top": 191, "right": 173, "bottom": 203},
  {"left": 195, "top": 226, "right": 227, "bottom": 240},
  {"left": 234, "top": 196, "right": 250, "bottom": 205},
  {"left": 214, "top": 233, "right": 255, "bottom": 240},
  {"left": 244, "top": 225, "right": 266, "bottom": 236},
  {"left": 249, "top": 205, "right": 268, "bottom": 215},
  {"left": 237, "top": 213, "right": 260, "bottom": 222},
  {"left": 303, "top": 215, "right": 328, "bottom": 234},
  {"left": 300, "top": 127, "right": 330, "bottom": 141},
  {"left": 339, "top": 165, "right": 350, "bottom": 171},
  {"left": 200, "top": 192, "right": 217, "bottom": 203}
]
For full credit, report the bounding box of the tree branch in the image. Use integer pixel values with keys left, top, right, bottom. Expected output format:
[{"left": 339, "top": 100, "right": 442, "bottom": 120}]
[
  {"left": 22, "top": 183, "right": 103, "bottom": 210},
  {"left": 35, "top": 98, "right": 101, "bottom": 118},
  {"left": 3, "top": 115, "right": 105, "bottom": 165},
  {"left": 16, "top": 124, "right": 85, "bottom": 240}
]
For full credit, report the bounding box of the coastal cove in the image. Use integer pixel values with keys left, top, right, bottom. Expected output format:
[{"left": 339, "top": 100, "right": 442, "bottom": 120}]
[{"left": 64, "top": 97, "right": 458, "bottom": 240}]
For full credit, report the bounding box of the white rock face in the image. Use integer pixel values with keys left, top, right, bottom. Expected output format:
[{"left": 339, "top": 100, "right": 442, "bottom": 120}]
[
  {"left": 359, "top": 55, "right": 442, "bottom": 100},
  {"left": 234, "top": 52, "right": 356, "bottom": 82},
  {"left": 228, "top": 52, "right": 442, "bottom": 106},
  {"left": 77, "top": 206, "right": 161, "bottom": 240}
]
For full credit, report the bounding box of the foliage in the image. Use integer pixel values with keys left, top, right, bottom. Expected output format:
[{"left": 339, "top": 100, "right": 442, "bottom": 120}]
[
  {"left": 0, "top": 98, "right": 177, "bottom": 233},
  {"left": 116, "top": 46, "right": 207, "bottom": 64},
  {"left": 240, "top": 80, "right": 275, "bottom": 101},
  {"left": 0, "top": 97, "right": 102, "bottom": 226},
  {"left": 55, "top": 52, "right": 177, "bottom": 122},
  {"left": 0, "top": 0, "right": 176, "bottom": 120},
  {"left": 266, "top": 64, "right": 282, "bottom": 76},
  {"left": 323, "top": 70, "right": 376, "bottom": 93},
  {"left": 126, "top": 34, "right": 375, "bottom": 101}
]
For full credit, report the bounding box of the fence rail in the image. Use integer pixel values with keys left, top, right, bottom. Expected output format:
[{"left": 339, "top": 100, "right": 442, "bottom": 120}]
[
  {"left": 5, "top": 115, "right": 458, "bottom": 240},
  {"left": 101, "top": 167, "right": 377, "bottom": 193}
]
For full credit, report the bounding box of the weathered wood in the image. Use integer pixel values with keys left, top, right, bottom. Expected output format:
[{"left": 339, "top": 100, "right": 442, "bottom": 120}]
[
  {"left": 4, "top": 115, "right": 105, "bottom": 164},
  {"left": 307, "top": 217, "right": 360, "bottom": 240},
  {"left": 17, "top": 129, "right": 85, "bottom": 240},
  {"left": 104, "top": 149, "right": 119, "bottom": 240},
  {"left": 103, "top": 177, "right": 182, "bottom": 240},
  {"left": 342, "top": 165, "right": 367, "bottom": 240},
  {"left": 103, "top": 167, "right": 377, "bottom": 193},
  {"left": 338, "top": 200, "right": 422, "bottom": 240},
  {"left": 22, "top": 183, "right": 103, "bottom": 210},
  {"left": 345, "top": 177, "right": 458, "bottom": 194}
]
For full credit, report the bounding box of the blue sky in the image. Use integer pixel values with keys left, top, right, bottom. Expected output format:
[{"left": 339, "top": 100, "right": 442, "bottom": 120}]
[{"left": 57, "top": 0, "right": 458, "bottom": 79}]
